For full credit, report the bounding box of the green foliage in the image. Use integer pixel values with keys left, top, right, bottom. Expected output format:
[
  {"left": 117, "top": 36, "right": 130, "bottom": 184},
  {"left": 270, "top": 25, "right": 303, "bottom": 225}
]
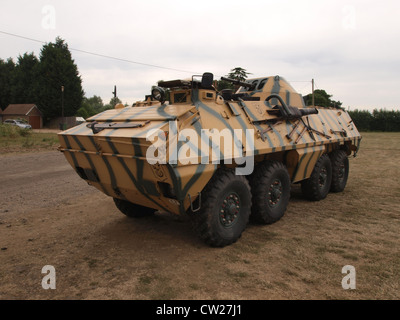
[
  {"left": 107, "top": 96, "right": 122, "bottom": 109},
  {"left": 34, "top": 37, "right": 84, "bottom": 122},
  {"left": 348, "top": 109, "right": 400, "bottom": 132},
  {"left": 85, "top": 95, "right": 104, "bottom": 112},
  {"left": 75, "top": 95, "right": 111, "bottom": 118},
  {"left": 10, "top": 53, "right": 39, "bottom": 104},
  {"left": 0, "top": 127, "right": 58, "bottom": 153},
  {"left": 0, "top": 58, "right": 16, "bottom": 111},
  {"left": 0, "top": 37, "right": 84, "bottom": 124},
  {"left": 226, "top": 67, "right": 251, "bottom": 82},
  {"left": 217, "top": 79, "right": 234, "bottom": 91},
  {"left": 304, "top": 89, "right": 343, "bottom": 108},
  {"left": 302, "top": 86, "right": 399, "bottom": 131},
  {"left": 0, "top": 124, "right": 31, "bottom": 138},
  {"left": 347, "top": 109, "right": 374, "bottom": 131},
  {"left": 19, "top": 128, "right": 31, "bottom": 137},
  {"left": 76, "top": 106, "right": 89, "bottom": 119},
  {"left": 216, "top": 67, "right": 250, "bottom": 91}
]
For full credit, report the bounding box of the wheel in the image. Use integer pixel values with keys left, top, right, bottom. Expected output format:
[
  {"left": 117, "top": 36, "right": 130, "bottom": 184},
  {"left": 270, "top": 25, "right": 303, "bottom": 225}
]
[
  {"left": 249, "top": 161, "right": 291, "bottom": 224},
  {"left": 301, "top": 154, "right": 332, "bottom": 201},
  {"left": 191, "top": 168, "right": 252, "bottom": 247},
  {"left": 113, "top": 198, "right": 155, "bottom": 218},
  {"left": 330, "top": 150, "right": 349, "bottom": 193}
]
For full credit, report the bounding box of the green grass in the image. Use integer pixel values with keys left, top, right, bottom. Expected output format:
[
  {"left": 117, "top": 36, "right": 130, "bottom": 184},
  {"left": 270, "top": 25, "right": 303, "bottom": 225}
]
[
  {"left": 0, "top": 123, "right": 30, "bottom": 138},
  {"left": 0, "top": 124, "right": 59, "bottom": 154}
]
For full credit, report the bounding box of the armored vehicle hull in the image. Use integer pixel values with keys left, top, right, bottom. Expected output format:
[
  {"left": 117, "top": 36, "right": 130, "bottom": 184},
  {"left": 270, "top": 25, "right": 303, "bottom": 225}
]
[{"left": 59, "top": 73, "right": 361, "bottom": 247}]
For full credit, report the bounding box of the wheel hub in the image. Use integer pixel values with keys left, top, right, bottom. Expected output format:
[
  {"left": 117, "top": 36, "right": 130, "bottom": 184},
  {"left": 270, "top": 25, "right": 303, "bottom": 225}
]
[
  {"left": 268, "top": 179, "right": 283, "bottom": 207},
  {"left": 220, "top": 193, "right": 240, "bottom": 227},
  {"left": 319, "top": 167, "right": 328, "bottom": 188}
]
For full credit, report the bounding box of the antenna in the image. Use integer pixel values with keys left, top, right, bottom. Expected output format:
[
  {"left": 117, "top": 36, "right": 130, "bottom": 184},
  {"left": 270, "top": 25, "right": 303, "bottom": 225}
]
[{"left": 312, "top": 79, "right": 315, "bottom": 106}]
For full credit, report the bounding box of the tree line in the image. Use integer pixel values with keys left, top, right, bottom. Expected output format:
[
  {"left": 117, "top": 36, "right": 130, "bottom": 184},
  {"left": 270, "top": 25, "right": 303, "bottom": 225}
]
[
  {"left": 2, "top": 50, "right": 399, "bottom": 132},
  {"left": 303, "top": 90, "right": 400, "bottom": 131},
  {"left": 348, "top": 109, "right": 400, "bottom": 132},
  {"left": 0, "top": 37, "right": 84, "bottom": 123},
  {"left": 0, "top": 37, "right": 119, "bottom": 123}
]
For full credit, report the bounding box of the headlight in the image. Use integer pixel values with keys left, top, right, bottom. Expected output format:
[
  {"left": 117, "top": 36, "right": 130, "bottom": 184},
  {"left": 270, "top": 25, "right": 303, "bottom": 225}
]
[{"left": 151, "top": 86, "right": 165, "bottom": 102}]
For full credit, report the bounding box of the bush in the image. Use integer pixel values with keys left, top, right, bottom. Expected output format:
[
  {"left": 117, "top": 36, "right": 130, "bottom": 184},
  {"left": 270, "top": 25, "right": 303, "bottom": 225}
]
[
  {"left": 19, "top": 128, "right": 31, "bottom": 137},
  {"left": 0, "top": 124, "right": 32, "bottom": 138},
  {"left": 0, "top": 124, "right": 20, "bottom": 138}
]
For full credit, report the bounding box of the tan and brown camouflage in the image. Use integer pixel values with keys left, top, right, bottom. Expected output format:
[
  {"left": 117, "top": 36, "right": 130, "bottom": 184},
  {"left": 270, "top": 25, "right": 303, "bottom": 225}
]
[{"left": 58, "top": 73, "right": 361, "bottom": 217}]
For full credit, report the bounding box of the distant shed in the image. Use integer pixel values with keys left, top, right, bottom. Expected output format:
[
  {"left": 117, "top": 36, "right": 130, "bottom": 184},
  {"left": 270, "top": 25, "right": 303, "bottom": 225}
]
[{"left": 2, "top": 104, "right": 43, "bottom": 129}]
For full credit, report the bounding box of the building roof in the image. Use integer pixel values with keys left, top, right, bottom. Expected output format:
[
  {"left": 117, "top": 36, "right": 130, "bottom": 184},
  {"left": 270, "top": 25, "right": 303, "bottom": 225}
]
[{"left": 3, "top": 104, "right": 43, "bottom": 116}]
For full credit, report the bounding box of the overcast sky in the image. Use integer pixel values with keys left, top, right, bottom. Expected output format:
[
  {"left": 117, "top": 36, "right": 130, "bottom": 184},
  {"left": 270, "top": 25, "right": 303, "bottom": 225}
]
[{"left": 1, "top": 0, "right": 399, "bottom": 111}]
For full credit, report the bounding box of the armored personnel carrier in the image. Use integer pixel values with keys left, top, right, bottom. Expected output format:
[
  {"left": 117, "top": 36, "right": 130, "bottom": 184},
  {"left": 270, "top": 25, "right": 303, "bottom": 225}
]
[{"left": 58, "top": 73, "right": 361, "bottom": 247}]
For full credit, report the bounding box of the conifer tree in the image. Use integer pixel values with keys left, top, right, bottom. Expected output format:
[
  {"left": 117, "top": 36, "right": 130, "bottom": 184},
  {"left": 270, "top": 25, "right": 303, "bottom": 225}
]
[{"left": 35, "top": 37, "right": 84, "bottom": 121}]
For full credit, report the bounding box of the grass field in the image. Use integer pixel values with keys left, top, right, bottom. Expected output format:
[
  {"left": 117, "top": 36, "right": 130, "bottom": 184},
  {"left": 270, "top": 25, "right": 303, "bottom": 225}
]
[
  {"left": 0, "top": 125, "right": 59, "bottom": 154},
  {"left": 0, "top": 131, "right": 399, "bottom": 299},
  {"left": 227, "top": 131, "right": 400, "bottom": 299},
  {"left": 104, "top": 132, "right": 400, "bottom": 299}
]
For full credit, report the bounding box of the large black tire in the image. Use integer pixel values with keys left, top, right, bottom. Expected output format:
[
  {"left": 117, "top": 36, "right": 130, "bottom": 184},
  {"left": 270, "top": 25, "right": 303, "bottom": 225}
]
[
  {"left": 249, "top": 161, "right": 291, "bottom": 224},
  {"left": 113, "top": 198, "right": 156, "bottom": 218},
  {"left": 191, "top": 168, "right": 252, "bottom": 247},
  {"left": 301, "top": 154, "right": 332, "bottom": 201},
  {"left": 330, "top": 150, "right": 349, "bottom": 193}
]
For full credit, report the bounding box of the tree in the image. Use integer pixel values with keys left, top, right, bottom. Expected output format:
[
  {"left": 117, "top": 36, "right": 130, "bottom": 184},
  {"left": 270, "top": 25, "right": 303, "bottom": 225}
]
[
  {"left": 106, "top": 96, "right": 122, "bottom": 109},
  {"left": 217, "top": 67, "right": 251, "bottom": 91},
  {"left": 10, "top": 53, "right": 39, "bottom": 104},
  {"left": 227, "top": 67, "right": 251, "bottom": 82},
  {"left": 84, "top": 95, "right": 104, "bottom": 113},
  {"left": 0, "top": 58, "right": 16, "bottom": 110},
  {"left": 217, "top": 79, "right": 234, "bottom": 91},
  {"left": 76, "top": 95, "right": 105, "bottom": 118},
  {"left": 371, "top": 109, "right": 400, "bottom": 132},
  {"left": 348, "top": 109, "right": 400, "bottom": 132},
  {"left": 77, "top": 95, "right": 111, "bottom": 118},
  {"left": 304, "top": 89, "right": 343, "bottom": 109},
  {"left": 347, "top": 109, "right": 373, "bottom": 131},
  {"left": 76, "top": 106, "right": 89, "bottom": 119},
  {"left": 34, "top": 37, "right": 84, "bottom": 122}
]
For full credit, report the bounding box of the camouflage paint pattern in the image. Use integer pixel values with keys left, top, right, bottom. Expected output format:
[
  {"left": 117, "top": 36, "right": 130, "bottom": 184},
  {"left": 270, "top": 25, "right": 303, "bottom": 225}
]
[{"left": 58, "top": 75, "right": 361, "bottom": 215}]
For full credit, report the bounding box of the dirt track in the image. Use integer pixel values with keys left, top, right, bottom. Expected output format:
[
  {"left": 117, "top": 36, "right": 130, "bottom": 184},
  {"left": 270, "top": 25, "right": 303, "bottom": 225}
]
[{"left": 0, "top": 137, "right": 399, "bottom": 300}]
